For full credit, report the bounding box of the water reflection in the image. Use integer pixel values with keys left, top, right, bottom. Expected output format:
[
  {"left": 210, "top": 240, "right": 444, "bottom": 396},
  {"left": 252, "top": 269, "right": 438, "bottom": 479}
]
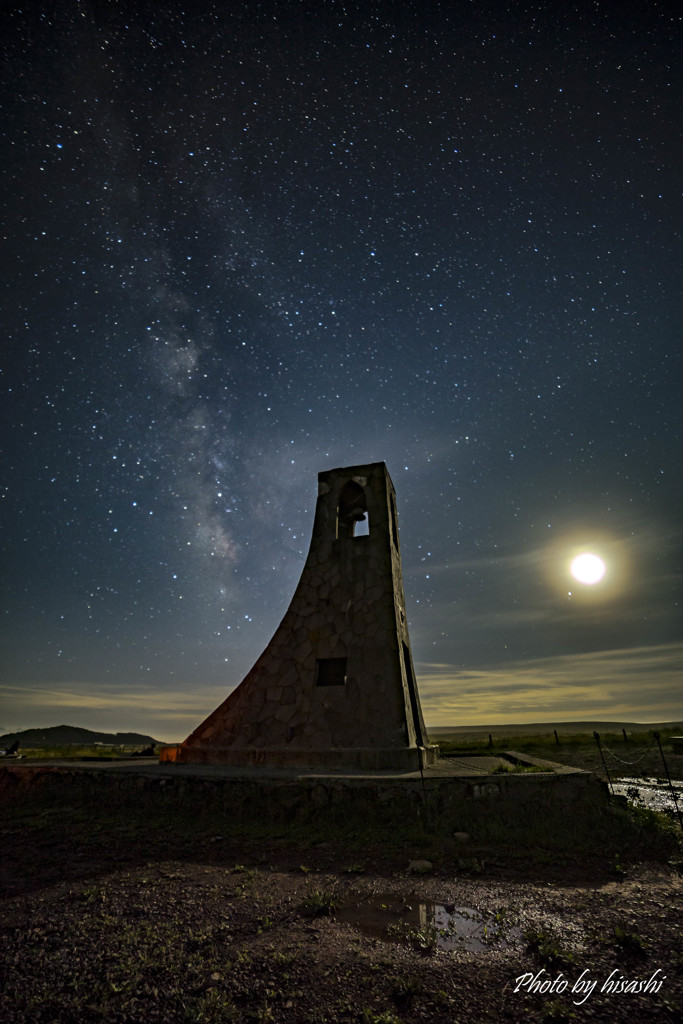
[
  {"left": 336, "top": 893, "right": 519, "bottom": 951},
  {"left": 612, "top": 776, "right": 683, "bottom": 815}
]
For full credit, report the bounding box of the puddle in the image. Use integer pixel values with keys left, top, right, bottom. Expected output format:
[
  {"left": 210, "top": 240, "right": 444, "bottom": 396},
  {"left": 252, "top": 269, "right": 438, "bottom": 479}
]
[
  {"left": 336, "top": 893, "right": 519, "bottom": 951},
  {"left": 612, "top": 776, "right": 683, "bottom": 815}
]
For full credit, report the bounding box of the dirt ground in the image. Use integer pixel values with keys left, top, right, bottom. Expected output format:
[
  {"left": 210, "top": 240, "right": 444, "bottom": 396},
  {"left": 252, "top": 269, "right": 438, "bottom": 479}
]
[{"left": 1, "top": 798, "right": 682, "bottom": 1024}]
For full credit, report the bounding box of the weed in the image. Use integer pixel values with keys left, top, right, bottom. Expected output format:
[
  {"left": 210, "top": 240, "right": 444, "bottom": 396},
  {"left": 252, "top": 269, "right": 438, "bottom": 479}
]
[
  {"left": 612, "top": 924, "right": 648, "bottom": 955},
  {"left": 270, "top": 950, "right": 297, "bottom": 966},
  {"left": 302, "top": 888, "right": 338, "bottom": 917},
  {"left": 233, "top": 866, "right": 257, "bottom": 896},
  {"left": 524, "top": 927, "right": 576, "bottom": 969},
  {"left": 257, "top": 915, "right": 274, "bottom": 933},
  {"left": 454, "top": 855, "right": 485, "bottom": 874},
  {"left": 391, "top": 921, "right": 439, "bottom": 954},
  {"left": 542, "top": 1000, "right": 577, "bottom": 1022},
  {"left": 253, "top": 1002, "right": 274, "bottom": 1022},
  {"left": 360, "top": 1011, "right": 401, "bottom": 1024},
  {"left": 187, "top": 927, "right": 218, "bottom": 952},
  {"left": 492, "top": 905, "right": 512, "bottom": 926},
  {"left": 334, "top": 998, "right": 357, "bottom": 1016},
  {"left": 80, "top": 884, "right": 106, "bottom": 903},
  {"left": 611, "top": 853, "right": 626, "bottom": 876},
  {"left": 230, "top": 864, "right": 257, "bottom": 879},
  {"left": 187, "top": 989, "right": 238, "bottom": 1023},
  {"left": 391, "top": 974, "right": 422, "bottom": 1005}
]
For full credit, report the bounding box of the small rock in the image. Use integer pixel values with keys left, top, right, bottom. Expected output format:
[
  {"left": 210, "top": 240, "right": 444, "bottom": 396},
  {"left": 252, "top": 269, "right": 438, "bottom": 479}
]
[
  {"left": 408, "top": 859, "right": 433, "bottom": 874},
  {"left": 453, "top": 832, "right": 471, "bottom": 843}
]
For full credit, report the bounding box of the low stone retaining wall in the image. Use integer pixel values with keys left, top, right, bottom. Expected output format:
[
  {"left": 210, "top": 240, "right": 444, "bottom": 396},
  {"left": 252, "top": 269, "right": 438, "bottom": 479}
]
[{"left": 0, "top": 761, "right": 611, "bottom": 832}]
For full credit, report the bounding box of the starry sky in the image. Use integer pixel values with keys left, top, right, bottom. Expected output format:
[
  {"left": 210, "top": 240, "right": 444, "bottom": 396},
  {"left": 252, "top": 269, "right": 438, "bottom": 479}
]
[{"left": 2, "top": 0, "right": 681, "bottom": 741}]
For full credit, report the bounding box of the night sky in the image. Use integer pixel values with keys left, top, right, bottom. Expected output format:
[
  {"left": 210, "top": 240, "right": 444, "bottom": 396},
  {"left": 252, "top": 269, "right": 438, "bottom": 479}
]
[{"left": 2, "top": 1, "right": 681, "bottom": 741}]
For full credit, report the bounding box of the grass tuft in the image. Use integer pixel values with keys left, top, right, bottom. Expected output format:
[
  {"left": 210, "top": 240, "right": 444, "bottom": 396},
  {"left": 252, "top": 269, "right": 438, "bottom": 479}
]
[{"left": 301, "top": 888, "right": 338, "bottom": 917}]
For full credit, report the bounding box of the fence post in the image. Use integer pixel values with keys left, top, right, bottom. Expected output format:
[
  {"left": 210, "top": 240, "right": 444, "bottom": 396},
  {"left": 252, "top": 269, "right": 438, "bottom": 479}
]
[
  {"left": 593, "top": 731, "right": 614, "bottom": 796},
  {"left": 654, "top": 732, "right": 683, "bottom": 831}
]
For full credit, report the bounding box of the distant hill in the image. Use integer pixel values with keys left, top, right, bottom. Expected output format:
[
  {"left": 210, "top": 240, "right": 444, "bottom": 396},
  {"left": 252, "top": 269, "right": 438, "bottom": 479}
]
[
  {"left": 428, "top": 720, "right": 683, "bottom": 736},
  {"left": 0, "top": 725, "right": 160, "bottom": 749}
]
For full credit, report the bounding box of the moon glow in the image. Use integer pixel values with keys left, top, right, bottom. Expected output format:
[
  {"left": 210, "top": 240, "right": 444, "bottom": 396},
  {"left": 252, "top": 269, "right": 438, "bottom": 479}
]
[{"left": 570, "top": 552, "right": 606, "bottom": 585}]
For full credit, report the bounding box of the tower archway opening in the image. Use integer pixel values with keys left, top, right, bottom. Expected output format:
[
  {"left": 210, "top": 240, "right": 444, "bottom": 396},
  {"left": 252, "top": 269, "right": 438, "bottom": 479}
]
[{"left": 337, "top": 480, "right": 369, "bottom": 538}]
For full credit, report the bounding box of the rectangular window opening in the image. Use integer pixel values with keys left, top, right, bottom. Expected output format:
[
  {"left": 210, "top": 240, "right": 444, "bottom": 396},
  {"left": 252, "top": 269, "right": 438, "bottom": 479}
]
[{"left": 315, "top": 657, "right": 347, "bottom": 686}]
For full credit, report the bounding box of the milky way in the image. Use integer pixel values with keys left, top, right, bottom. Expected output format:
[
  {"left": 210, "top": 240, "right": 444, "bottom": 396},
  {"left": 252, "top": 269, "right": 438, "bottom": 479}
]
[{"left": 1, "top": 1, "right": 681, "bottom": 737}]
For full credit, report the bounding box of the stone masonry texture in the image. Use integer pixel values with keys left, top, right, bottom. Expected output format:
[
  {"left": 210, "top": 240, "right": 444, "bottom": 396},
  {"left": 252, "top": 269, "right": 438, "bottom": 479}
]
[{"left": 177, "top": 463, "right": 437, "bottom": 769}]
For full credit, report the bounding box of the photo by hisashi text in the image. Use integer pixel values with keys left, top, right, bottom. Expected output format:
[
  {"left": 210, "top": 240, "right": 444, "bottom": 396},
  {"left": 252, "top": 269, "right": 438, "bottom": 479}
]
[{"left": 514, "top": 968, "right": 666, "bottom": 1006}]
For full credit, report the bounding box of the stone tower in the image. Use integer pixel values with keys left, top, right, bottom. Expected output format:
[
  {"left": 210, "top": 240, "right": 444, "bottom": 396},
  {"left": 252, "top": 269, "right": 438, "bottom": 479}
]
[{"left": 176, "top": 462, "right": 436, "bottom": 769}]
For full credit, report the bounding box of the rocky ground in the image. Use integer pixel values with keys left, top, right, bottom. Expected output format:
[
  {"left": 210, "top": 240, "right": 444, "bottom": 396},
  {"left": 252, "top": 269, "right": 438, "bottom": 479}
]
[{"left": 1, "top": 795, "right": 682, "bottom": 1024}]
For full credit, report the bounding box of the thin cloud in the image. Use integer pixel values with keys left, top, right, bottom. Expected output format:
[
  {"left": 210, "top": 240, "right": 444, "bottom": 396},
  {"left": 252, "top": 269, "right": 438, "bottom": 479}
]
[
  {"left": 4, "top": 643, "right": 681, "bottom": 738},
  {"left": 0, "top": 681, "right": 231, "bottom": 740},
  {"left": 417, "top": 643, "right": 683, "bottom": 725}
]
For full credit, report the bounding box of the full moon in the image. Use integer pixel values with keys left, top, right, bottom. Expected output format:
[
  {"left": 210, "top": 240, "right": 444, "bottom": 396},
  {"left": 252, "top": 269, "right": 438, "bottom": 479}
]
[{"left": 570, "top": 552, "right": 606, "bottom": 585}]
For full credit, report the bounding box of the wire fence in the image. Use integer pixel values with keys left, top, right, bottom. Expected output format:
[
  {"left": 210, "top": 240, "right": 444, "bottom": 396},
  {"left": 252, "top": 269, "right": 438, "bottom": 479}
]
[
  {"left": 593, "top": 730, "right": 683, "bottom": 831},
  {"left": 599, "top": 735, "right": 657, "bottom": 766}
]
